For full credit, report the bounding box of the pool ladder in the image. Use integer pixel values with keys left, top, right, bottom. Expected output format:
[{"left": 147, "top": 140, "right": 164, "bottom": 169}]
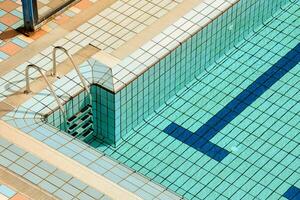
[
  {"left": 24, "top": 64, "right": 65, "bottom": 114},
  {"left": 24, "top": 46, "right": 91, "bottom": 128},
  {"left": 66, "top": 105, "right": 94, "bottom": 142}
]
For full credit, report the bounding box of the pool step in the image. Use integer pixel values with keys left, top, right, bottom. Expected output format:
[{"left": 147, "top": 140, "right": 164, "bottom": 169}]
[{"left": 66, "top": 105, "right": 94, "bottom": 142}]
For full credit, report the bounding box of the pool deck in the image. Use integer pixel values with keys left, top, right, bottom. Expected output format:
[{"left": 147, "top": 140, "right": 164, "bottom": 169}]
[{"left": 0, "top": 166, "right": 55, "bottom": 200}]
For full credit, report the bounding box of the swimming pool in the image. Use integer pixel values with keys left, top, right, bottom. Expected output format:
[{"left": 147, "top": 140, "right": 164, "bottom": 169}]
[
  {"left": 93, "top": 2, "right": 300, "bottom": 199},
  {"left": 40, "top": 0, "right": 300, "bottom": 199},
  {"left": 2, "top": 0, "right": 298, "bottom": 199}
]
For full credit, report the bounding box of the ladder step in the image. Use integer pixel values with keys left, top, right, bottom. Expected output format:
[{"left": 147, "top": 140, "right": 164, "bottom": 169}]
[
  {"left": 65, "top": 104, "right": 94, "bottom": 142},
  {"left": 76, "top": 123, "right": 93, "bottom": 137},
  {"left": 67, "top": 106, "right": 92, "bottom": 126},
  {"left": 81, "top": 128, "right": 94, "bottom": 142}
]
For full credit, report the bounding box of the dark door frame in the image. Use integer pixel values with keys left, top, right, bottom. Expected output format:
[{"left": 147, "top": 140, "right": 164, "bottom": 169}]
[{"left": 21, "top": 0, "right": 79, "bottom": 32}]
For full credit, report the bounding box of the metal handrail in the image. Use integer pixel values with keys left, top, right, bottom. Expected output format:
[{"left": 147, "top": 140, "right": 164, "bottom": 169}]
[
  {"left": 24, "top": 64, "right": 65, "bottom": 115},
  {"left": 52, "top": 46, "right": 89, "bottom": 92}
]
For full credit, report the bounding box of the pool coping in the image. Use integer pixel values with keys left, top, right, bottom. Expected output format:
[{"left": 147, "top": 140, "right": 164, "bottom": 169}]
[
  {"left": 0, "top": 120, "right": 142, "bottom": 200},
  {"left": 90, "top": 0, "right": 239, "bottom": 92},
  {"left": 0, "top": 166, "right": 56, "bottom": 200}
]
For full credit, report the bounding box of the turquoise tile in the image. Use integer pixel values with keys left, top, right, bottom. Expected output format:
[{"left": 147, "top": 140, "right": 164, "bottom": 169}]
[
  {"left": 0, "top": 185, "right": 16, "bottom": 198},
  {"left": 1, "top": 1, "right": 296, "bottom": 200},
  {"left": 54, "top": 189, "right": 73, "bottom": 200},
  {"left": 62, "top": 184, "right": 81, "bottom": 196},
  {"left": 0, "top": 22, "right": 7, "bottom": 32},
  {"left": 0, "top": 155, "right": 12, "bottom": 167},
  {"left": 39, "top": 180, "right": 58, "bottom": 193},
  {"left": 0, "top": 51, "right": 9, "bottom": 60},
  {"left": 46, "top": 175, "right": 65, "bottom": 187},
  {"left": 9, "top": 163, "right": 27, "bottom": 176},
  {"left": 24, "top": 172, "right": 43, "bottom": 184},
  {"left": 31, "top": 166, "right": 50, "bottom": 179},
  {"left": 69, "top": 178, "right": 88, "bottom": 190}
]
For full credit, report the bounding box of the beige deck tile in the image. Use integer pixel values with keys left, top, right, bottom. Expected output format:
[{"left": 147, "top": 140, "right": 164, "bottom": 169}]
[{"left": 0, "top": 166, "right": 56, "bottom": 200}]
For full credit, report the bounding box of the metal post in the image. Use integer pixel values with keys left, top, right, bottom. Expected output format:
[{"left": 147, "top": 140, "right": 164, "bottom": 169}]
[{"left": 21, "top": 0, "right": 38, "bottom": 32}]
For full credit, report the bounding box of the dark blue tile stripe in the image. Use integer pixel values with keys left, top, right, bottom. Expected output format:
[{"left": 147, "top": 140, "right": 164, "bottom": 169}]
[
  {"left": 194, "top": 43, "right": 300, "bottom": 140},
  {"left": 284, "top": 186, "right": 300, "bottom": 200},
  {"left": 164, "top": 122, "right": 229, "bottom": 161},
  {"left": 164, "top": 43, "right": 300, "bottom": 161}
]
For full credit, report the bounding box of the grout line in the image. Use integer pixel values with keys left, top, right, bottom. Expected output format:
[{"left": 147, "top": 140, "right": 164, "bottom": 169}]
[
  {"left": 0, "top": 120, "right": 142, "bottom": 200},
  {"left": 0, "top": 45, "right": 98, "bottom": 115},
  {"left": 112, "top": 0, "right": 203, "bottom": 59},
  {"left": 0, "top": 0, "right": 116, "bottom": 77},
  {"left": 0, "top": 166, "right": 57, "bottom": 200},
  {"left": 0, "top": 101, "right": 15, "bottom": 118}
]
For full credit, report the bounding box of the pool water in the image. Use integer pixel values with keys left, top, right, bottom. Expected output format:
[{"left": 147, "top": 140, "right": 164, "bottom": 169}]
[{"left": 89, "top": 2, "right": 300, "bottom": 200}]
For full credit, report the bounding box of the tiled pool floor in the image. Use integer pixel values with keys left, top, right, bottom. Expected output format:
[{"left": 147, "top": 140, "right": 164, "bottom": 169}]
[{"left": 90, "top": 2, "right": 300, "bottom": 200}]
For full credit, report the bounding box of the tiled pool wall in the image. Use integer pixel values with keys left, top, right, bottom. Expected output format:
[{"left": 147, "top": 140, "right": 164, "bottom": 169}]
[
  {"left": 46, "top": 0, "right": 291, "bottom": 146},
  {"left": 46, "top": 85, "right": 117, "bottom": 144},
  {"left": 90, "top": 85, "right": 116, "bottom": 144},
  {"left": 111, "top": 0, "right": 291, "bottom": 143}
]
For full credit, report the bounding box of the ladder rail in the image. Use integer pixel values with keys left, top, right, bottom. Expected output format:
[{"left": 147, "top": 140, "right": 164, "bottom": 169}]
[
  {"left": 24, "top": 64, "right": 65, "bottom": 116},
  {"left": 52, "top": 46, "right": 89, "bottom": 92}
]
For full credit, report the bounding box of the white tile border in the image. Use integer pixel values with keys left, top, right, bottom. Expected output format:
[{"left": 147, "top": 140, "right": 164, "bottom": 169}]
[{"left": 91, "top": 0, "right": 238, "bottom": 92}]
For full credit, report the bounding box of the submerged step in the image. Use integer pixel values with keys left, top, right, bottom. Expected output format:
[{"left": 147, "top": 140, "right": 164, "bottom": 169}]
[
  {"left": 67, "top": 115, "right": 93, "bottom": 132},
  {"left": 53, "top": 104, "right": 96, "bottom": 142},
  {"left": 67, "top": 105, "right": 92, "bottom": 126}
]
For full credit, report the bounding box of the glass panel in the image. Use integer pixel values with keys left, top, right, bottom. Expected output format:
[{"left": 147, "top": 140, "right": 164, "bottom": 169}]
[{"left": 37, "top": 0, "right": 76, "bottom": 21}]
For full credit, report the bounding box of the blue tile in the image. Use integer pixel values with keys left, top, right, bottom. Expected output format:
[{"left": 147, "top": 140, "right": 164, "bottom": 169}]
[
  {"left": 164, "top": 123, "right": 229, "bottom": 162},
  {"left": 73, "top": 154, "right": 92, "bottom": 166},
  {"left": 16, "top": 158, "right": 34, "bottom": 170},
  {"left": 54, "top": 189, "right": 73, "bottom": 200},
  {"left": 2, "top": 150, "right": 19, "bottom": 162},
  {"left": 0, "top": 22, "right": 7, "bottom": 32},
  {"left": 10, "top": 10, "right": 23, "bottom": 18},
  {"left": 78, "top": 192, "right": 96, "bottom": 200},
  {"left": 84, "top": 187, "right": 103, "bottom": 199},
  {"left": 0, "top": 185, "right": 16, "bottom": 198},
  {"left": 164, "top": 43, "right": 300, "bottom": 162},
  {"left": 44, "top": 138, "right": 62, "bottom": 149},
  {"left": 58, "top": 146, "right": 77, "bottom": 157},
  {"left": 0, "top": 51, "right": 9, "bottom": 60},
  {"left": 80, "top": 150, "right": 98, "bottom": 162},
  {"left": 8, "top": 145, "right": 25, "bottom": 156},
  {"left": 31, "top": 166, "right": 50, "bottom": 179},
  {"left": 24, "top": 172, "right": 43, "bottom": 184},
  {"left": 53, "top": 170, "right": 72, "bottom": 182},
  {"left": 11, "top": 20, "right": 23, "bottom": 30},
  {"left": 69, "top": 178, "right": 87, "bottom": 190},
  {"left": 0, "top": 155, "right": 12, "bottom": 167},
  {"left": 39, "top": 161, "right": 56, "bottom": 173},
  {"left": 62, "top": 184, "right": 81, "bottom": 196},
  {"left": 23, "top": 153, "right": 41, "bottom": 164},
  {"left": 46, "top": 175, "right": 65, "bottom": 187},
  {"left": 39, "top": 180, "right": 58, "bottom": 193},
  {"left": 9, "top": 163, "right": 27, "bottom": 176},
  {"left": 0, "top": 10, "right": 5, "bottom": 17},
  {"left": 284, "top": 186, "right": 300, "bottom": 200}
]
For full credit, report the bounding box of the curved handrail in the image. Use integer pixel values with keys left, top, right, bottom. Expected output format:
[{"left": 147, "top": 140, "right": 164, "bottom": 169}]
[
  {"left": 24, "top": 64, "right": 65, "bottom": 115},
  {"left": 52, "top": 46, "right": 89, "bottom": 92}
]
